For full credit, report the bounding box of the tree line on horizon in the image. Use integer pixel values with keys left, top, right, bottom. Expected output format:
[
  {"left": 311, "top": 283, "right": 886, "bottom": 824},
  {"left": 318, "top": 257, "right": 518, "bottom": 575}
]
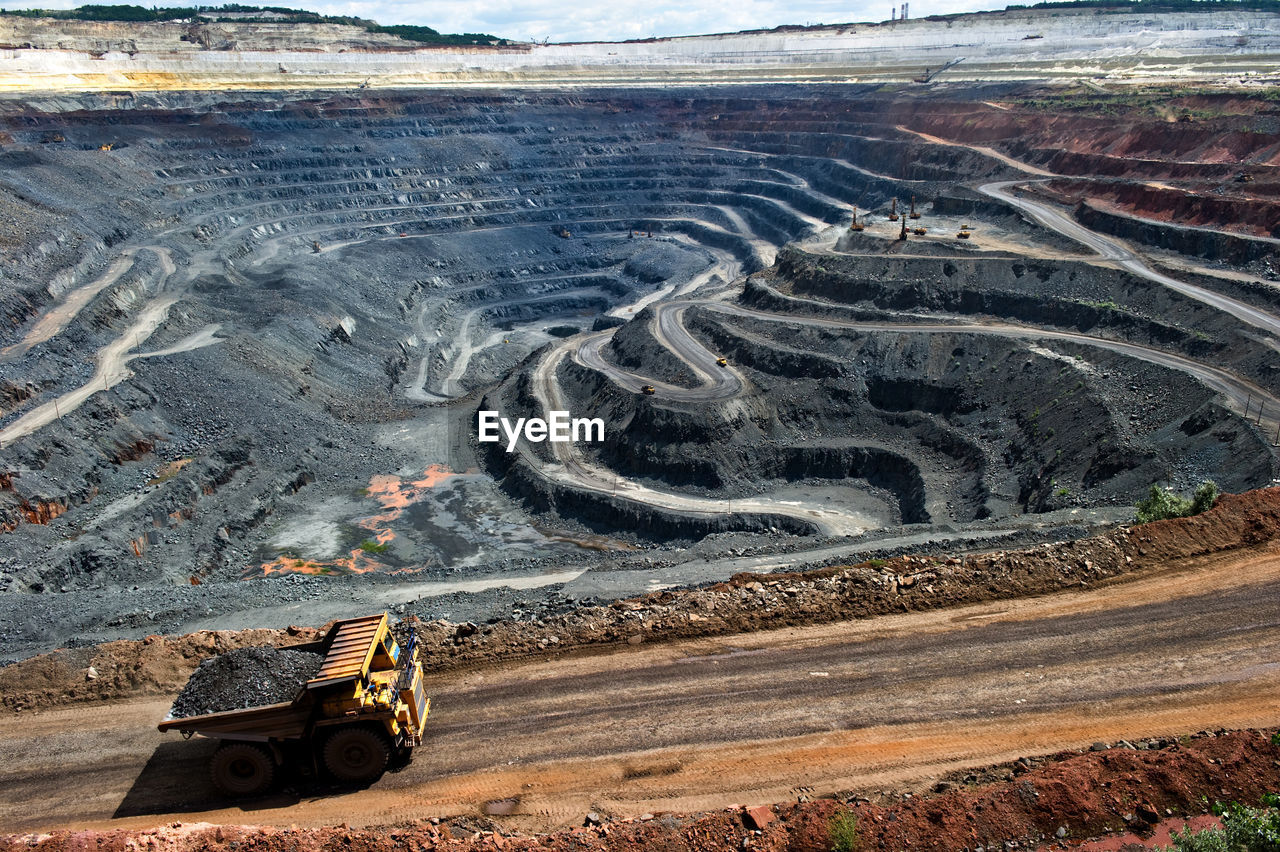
[
  {"left": 0, "top": 4, "right": 508, "bottom": 45},
  {"left": 0, "top": 0, "right": 1273, "bottom": 44}
]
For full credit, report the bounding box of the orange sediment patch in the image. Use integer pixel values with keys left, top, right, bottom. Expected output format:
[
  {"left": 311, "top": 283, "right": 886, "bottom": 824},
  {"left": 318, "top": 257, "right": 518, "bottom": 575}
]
[
  {"left": 366, "top": 464, "right": 457, "bottom": 504},
  {"left": 259, "top": 556, "right": 332, "bottom": 576},
  {"left": 146, "top": 458, "right": 192, "bottom": 486},
  {"left": 256, "top": 465, "right": 458, "bottom": 577}
]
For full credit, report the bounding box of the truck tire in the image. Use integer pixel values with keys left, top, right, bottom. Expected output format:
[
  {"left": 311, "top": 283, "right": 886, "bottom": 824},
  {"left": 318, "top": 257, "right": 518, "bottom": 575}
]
[
  {"left": 323, "top": 726, "right": 390, "bottom": 784},
  {"left": 210, "top": 742, "right": 276, "bottom": 797}
]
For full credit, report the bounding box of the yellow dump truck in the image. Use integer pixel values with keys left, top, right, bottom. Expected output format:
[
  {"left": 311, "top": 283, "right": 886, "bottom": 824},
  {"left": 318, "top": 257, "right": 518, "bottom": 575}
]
[{"left": 159, "top": 613, "right": 430, "bottom": 796}]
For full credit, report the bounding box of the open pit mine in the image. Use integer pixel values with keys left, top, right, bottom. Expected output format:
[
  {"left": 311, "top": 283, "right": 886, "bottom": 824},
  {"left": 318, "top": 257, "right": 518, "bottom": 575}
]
[{"left": 1, "top": 5, "right": 1280, "bottom": 851}]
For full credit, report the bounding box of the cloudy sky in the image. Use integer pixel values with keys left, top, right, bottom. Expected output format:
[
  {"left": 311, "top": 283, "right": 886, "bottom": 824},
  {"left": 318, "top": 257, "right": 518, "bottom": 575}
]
[
  {"left": 339, "top": 0, "right": 1005, "bottom": 42},
  {"left": 25, "top": 0, "right": 1008, "bottom": 42}
]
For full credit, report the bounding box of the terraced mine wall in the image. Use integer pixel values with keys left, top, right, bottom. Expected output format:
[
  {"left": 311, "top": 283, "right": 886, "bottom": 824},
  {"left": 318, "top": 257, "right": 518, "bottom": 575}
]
[
  {"left": 3, "top": 87, "right": 894, "bottom": 599},
  {"left": 559, "top": 354, "right": 931, "bottom": 522},
  {"left": 3, "top": 8, "right": 1279, "bottom": 90},
  {"left": 493, "top": 296, "right": 1273, "bottom": 528},
  {"left": 1, "top": 83, "right": 1278, "bottom": 656},
  {"left": 1076, "top": 201, "right": 1280, "bottom": 264},
  {"left": 725, "top": 278, "right": 1276, "bottom": 511},
  {"left": 477, "top": 369, "right": 820, "bottom": 540},
  {"left": 491, "top": 450, "right": 821, "bottom": 540},
  {"left": 790, "top": 247, "right": 1207, "bottom": 349},
  {"left": 606, "top": 309, "right": 701, "bottom": 390},
  {"left": 1054, "top": 180, "right": 1280, "bottom": 242},
  {"left": 772, "top": 248, "right": 1280, "bottom": 398}
]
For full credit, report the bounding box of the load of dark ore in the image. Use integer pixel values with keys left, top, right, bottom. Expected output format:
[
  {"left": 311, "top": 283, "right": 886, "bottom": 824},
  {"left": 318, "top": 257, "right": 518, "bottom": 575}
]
[{"left": 168, "top": 646, "right": 324, "bottom": 718}]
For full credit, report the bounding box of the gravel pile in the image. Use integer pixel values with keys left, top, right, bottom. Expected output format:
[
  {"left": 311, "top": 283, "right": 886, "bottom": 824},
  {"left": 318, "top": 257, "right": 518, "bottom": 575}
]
[{"left": 168, "top": 646, "right": 323, "bottom": 718}]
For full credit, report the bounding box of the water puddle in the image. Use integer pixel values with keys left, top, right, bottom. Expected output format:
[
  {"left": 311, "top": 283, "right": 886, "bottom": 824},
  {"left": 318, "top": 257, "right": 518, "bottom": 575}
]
[{"left": 1052, "top": 814, "right": 1220, "bottom": 851}]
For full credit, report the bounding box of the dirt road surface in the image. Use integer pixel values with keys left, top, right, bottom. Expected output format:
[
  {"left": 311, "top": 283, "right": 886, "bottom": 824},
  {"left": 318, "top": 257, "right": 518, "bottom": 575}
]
[
  {"left": 0, "top": 248, "right": 143, "bottom": 361},
  {"left": 1, "top": 541, "right": 1278, "bottom": 835},
  {"left": 979, "top": 180, "right": 1280, "bottom": 337}
]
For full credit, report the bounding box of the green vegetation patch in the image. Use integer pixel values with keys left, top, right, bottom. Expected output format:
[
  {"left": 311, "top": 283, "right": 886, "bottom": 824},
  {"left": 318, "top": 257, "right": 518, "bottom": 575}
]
[
  {"left": 0, "top": 5, "right": 508, "bottom": 44},
  {"left": 829, "top": 811, "right": 861, "bottom": 852},
  {"left": 1135, "top": 480, "right": 1218, "bottom": 524},
  {"left": 1158, "top": 793, "right": 1280, "bottom": 852}
]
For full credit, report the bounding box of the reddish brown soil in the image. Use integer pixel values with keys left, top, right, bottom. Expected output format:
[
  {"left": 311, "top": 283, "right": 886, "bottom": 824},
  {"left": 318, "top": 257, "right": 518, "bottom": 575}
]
[
  {"left": 5, "top": 729, "right": 1275, "bottom": 852},
  {"left": 890, "top": 91, "right": 1280, "bottom": 235},
  {"left": 1070, "top": 814, "right": 1221, "bottom": 852},
  {"left": 1043, "top": 178, "right": 1280, "bottom": 239},
  {"left": 7, "top": 488, "right": 1280, "bottom": 714},
  {"left": 897, "top": 95, "right": 1280, "bottom": 169}
]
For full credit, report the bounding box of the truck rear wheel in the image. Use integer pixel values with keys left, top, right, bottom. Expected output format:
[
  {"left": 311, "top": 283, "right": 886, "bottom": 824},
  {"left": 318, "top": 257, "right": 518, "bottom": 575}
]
[
  {"left": 323, "top": 726, "right": 390, "bottom": 784},
  {"left": 210, "top": 742, "right": 276, "bottom": 797}
]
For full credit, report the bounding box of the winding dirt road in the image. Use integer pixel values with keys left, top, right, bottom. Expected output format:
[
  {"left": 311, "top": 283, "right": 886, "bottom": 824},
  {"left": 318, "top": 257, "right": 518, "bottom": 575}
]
[
  {"left": 583, "top": 299, "right": 1280, "bottom": 416},
  {"left": 528, "top": 331, "right": 872, "bottom": 536},
  {"left": 896, "top": 125, "right": 1280, "bottom": 339},
  {"left": 500, "top": 123, "right": 1280, "bottom": 537},
  {"left": 515, "top": 287, "right": 1280, "bottom": 540},
  {"left": 979, "top": 180, "right": 1280, "bottom": 337},
  {"left": 0, "top": 251, "right": 141, "bottom": 361},
  {"left": 2, "top": 541, "right": 1278, "bottom": 835},
  {"left": 899, "top": 124, "right": 1280, "bottom": 337},
  {"left": 703, "top": 301, "right": 1280, "bottom": 415},
  {"left": 0, "top": 246, "right": 224, "bottom": 447},
  {"left": 5, "top": 117, "right": 1279, "bottom": 839}
]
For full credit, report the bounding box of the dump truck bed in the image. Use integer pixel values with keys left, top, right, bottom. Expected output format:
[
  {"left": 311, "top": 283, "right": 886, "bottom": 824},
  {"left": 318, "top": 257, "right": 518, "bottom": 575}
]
[
  {"left": 158, "top": 698, "right": 313, "bottom": 740},
  {"left": 158, "top": 614, "right": 401, "bottom": 739}
]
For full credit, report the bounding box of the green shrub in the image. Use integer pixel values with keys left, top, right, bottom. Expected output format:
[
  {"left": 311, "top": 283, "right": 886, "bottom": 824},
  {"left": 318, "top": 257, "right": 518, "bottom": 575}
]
[
  {"left": 1190, "top": 480, "right": 1219, "bottom": 515},
  {"left": 1159, "top": 795, "right": 1280, "bottom": 852},
  {"left": 359, "top": 539, "right": 389, "bottom": 553},
  {"left": 1136, "top": 485, "right": 1192, "bottom": 523},
  {"left": 1135, "top": 480, "right": 1218, "bottom": 524},
  {"left": 829, "top": 811, "right": 860, "bottom": 852},
  {"left": 1164, "top": 824, "right": 1230, "bottom": 852}
]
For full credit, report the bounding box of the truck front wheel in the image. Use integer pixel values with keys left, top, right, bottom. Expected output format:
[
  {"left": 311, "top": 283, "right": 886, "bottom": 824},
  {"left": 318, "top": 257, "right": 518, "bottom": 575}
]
[
  {"left": 323, "top": 726, "right": 390, "bottom": 784},
  {"left": 210, "top": 742, "right": 276, "bottom": 797}
]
